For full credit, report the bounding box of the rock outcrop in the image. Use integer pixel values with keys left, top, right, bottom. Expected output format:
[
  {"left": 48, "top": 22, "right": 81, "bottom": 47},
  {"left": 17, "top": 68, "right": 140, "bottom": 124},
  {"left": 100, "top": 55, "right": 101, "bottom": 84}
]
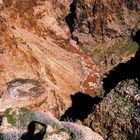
[
  {"left": 85, "top": 79, "right": 140, "bottom": 140},
  {"left": 0, "top": 0, "right": 99, "bottom": 116},
  {"left": 83, "top": 29, "right": 140, "bottom": 139},
  {"left": 0, "top": 108, "right": 104, "bottom": 140},
  {"left": 1, "top": 0, "right": 140, "bottom": 139},
  {"left": 71, "top": 0, "right": 140, "bottom": 44}
]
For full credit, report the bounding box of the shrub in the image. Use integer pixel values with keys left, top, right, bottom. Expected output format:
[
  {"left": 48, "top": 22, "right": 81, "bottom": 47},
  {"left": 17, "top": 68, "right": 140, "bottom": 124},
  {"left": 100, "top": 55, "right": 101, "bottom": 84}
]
[
  {"left": 3, "top": 108, "right": 15, "bottom": 126},
  {"left": 3, "top": 108, "right": 36, "bottom": 129}
]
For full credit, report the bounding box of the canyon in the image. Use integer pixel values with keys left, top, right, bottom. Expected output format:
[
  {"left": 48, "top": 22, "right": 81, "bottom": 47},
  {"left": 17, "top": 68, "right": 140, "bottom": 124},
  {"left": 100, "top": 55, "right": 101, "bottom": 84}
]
[{"left": 0, "top": 0, "right": 140, "bottom": 139}]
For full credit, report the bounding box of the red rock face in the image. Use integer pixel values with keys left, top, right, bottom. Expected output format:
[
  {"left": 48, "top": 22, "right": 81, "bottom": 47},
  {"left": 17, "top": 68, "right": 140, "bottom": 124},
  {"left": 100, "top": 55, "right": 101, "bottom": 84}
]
[
  {"left": 0, "top": 0, "right": 100, "bottom": 116},
  {"left": 1, "top": 0, "right": 139, "bottom": 116}
]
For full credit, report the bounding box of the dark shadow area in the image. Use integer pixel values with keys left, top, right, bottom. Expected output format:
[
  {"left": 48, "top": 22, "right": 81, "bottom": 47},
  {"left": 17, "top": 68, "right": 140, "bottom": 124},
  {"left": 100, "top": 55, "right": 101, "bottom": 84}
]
[
  {"left": 21, "top": 121, "right": 47, "bottom": 140},
  {"left": 65, "top": 0, "right": 77, "bottom": 33},
  {"left": 103, "top": 29, "right": 140, "bottom": 94},
  {"left": 0, "top": 115, "right": 3, "bottom": 126},
  {"left": 60, "top": 92, "right": 102, "bottom": 122},
  {"left": 127, "top": 134, "right": 140, "bottom": 140}
]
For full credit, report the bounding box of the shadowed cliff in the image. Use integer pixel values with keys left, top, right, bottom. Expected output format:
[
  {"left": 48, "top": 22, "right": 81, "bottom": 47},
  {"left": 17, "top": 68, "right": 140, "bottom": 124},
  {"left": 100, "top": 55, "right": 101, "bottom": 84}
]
[
  {"left": 103, "top": 29, "right": 140, "bottom": 94},
  {"left": 60, "top": 92, "right": 102, "bottom": 122}
]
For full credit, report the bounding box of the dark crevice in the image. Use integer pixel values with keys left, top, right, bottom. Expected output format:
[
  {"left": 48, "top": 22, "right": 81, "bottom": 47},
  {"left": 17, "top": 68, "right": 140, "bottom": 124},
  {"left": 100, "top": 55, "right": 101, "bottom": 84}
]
[
  {"left": 92, "top": 0, "right": 97, "bottom": 16},
  {"left": 60, "top": 30, "right": 140, "bottom": 124},
  {"left": 0, "top": 115, "right": 3, "bottom": 126},
  {"left": 65, "top": 0, "right": 77, "bottom": 33},
  {"left": 60, "top": 92, "right": 102, "bottom": 122},
  {"left": 103, "top": 29, "right": 140, "bottom": 95}
]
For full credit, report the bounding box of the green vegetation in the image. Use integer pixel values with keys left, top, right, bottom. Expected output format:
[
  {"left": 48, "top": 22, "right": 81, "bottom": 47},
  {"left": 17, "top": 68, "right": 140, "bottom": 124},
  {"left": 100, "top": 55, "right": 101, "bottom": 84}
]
[
  {"left": 3, "top": 107, "right": 36, "bottom": 129},
  {"left": 80, "top": 45, "right": 90, "bottom": 53},
  {"left": 100, "top": 124, "right": 107, "bottom": 134},
  {"left": 119, "top": 40, "right": 139, "bottom": 56},
  {"left": 16, "top": 107, "right": 36, "bottom": 129},
  {"left": 3, "top": 108, "right": 15, "bottom": 126},
  {"left": 89, "top": 39, "right": 139, "bottom": 67}
]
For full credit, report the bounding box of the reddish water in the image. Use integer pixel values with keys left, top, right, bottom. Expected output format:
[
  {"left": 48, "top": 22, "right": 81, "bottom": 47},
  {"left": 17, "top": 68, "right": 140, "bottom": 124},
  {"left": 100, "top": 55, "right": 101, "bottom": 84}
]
[{"left": 69, "top": 40, "right": 100, "bottom": 96}]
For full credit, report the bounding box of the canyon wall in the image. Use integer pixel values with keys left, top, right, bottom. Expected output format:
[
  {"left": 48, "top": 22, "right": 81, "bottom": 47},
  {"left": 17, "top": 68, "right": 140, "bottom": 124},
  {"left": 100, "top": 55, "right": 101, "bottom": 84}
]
[{"left": 72, "top": 0, "right": 140, "bottom": 44}]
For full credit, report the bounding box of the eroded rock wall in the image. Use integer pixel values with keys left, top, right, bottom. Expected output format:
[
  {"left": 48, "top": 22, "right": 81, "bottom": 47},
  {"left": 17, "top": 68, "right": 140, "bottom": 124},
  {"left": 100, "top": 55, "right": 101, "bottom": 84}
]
[
  {"left": 72, "top": 0, "right": 140, "bottom": 45},
  {"left": 0, "top": 0, "right": 90, "bottom": 117}
]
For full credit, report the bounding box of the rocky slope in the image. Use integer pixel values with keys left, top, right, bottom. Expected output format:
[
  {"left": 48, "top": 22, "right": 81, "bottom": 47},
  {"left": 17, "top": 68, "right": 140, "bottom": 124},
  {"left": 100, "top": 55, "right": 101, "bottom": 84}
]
[
  {"left": 69, "top": 0, "right": 140, "bottom": 71},
  {"left": 72, "top": 0, "right": 140, "bottom": 44},
  {"left": 82, "top": 30, "right": 140, "bottom": 139},
  {"left": 0, "top": 0, "right": 139, "bottom": 115},
  {"left": 0, "top": 108, "right": 104, "bottom": 140},
  {"left": 84, "top": 79, "right": 140, "bottom": 140},
  {"left": 0, "top": 0, "right": 140, "bottom": 139},
  {"left": 0, "top": 0, "right": 100, "bottom": 117}
]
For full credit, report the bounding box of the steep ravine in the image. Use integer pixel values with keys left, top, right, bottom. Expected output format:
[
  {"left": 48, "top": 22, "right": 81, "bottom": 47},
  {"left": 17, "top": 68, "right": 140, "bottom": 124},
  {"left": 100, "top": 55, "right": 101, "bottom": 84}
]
[
  {"left": 0, "top": 0, "right": 140, "bottom": 139},
  {"left": 67, "top": 0, "right": 140, "bottom": 73},
  {"left": 60, "top": 29, "right": 140, "bottom": 139},
  {"left": 0, "top": 0, "right": 100, "bottom": 114},
  {"left": 83, "top": 30, "right": 140, "bottom": 140}
]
